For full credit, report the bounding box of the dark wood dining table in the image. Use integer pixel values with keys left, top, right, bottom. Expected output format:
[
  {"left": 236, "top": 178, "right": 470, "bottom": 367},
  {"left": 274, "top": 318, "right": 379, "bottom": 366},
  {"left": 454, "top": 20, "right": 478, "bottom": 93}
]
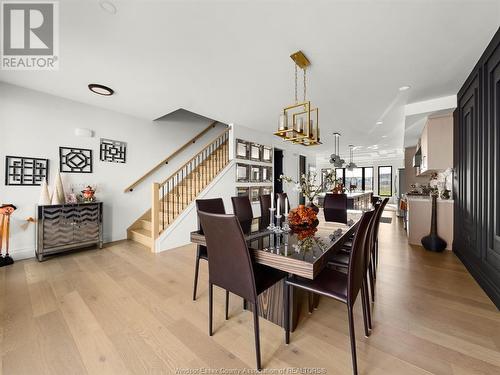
[{"left": 190, "top": 210, "right": 363, "bottom": 330}]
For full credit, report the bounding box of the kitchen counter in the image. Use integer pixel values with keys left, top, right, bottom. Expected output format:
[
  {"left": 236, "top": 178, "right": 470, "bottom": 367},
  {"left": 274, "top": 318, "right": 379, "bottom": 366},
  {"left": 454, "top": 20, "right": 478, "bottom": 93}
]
[
  {"left": 407, "top": 197, "right": 454, "bottom": 250},
  {"left": 317, "top": 191, "right": 373, "bottom": 209}
]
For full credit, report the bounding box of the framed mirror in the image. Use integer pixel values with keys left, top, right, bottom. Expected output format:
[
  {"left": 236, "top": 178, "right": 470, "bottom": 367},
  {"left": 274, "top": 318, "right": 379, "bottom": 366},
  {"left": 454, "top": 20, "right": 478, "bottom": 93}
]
[
  {"left": 236, "top": 186, "right": 249, "bottom": 197},
  {"left": 236, "top": 139, "right": 249, "bottom": 159},
  {"left": 250, "top": 187, "right": 260, "bottom": 202},
  {"left": 262, "top": 146, "right": 273, "bottom": 163},
  {"left": 260, "top": 186, "right": 272, "bottom": 196},
  {"left": 250, "top": 143, "right": 261, "bottom": 161},
  {"left": 250, "top": 165, "right": 261, "bottom": 182},
  {"left": 236, "top": 163, "right": 249, "bottom": 182},
  {"left": 261, "top": 166, "right": 272, "bottom": 182}
]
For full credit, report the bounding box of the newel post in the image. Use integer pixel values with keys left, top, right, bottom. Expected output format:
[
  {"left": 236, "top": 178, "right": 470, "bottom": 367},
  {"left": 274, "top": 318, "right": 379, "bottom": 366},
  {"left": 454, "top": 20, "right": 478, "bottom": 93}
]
[{"left": 151, "top": 182, "right": 160, "bottom": 252}]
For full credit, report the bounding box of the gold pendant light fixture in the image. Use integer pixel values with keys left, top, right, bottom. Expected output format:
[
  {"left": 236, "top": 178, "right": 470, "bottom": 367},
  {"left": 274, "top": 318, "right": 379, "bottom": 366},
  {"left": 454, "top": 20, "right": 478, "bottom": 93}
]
[{"left": 274, "top": 51, "right": 321, "bottom": 146}]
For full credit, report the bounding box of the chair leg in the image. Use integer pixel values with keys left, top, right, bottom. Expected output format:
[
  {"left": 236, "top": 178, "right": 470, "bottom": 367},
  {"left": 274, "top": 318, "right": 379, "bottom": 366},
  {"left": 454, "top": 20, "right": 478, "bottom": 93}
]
[
  {"left": 360, "top": 283, "right": 370, "bottom": 337},
  {"left": 371, "top": 250, "right": 377, "bottom": 280},
  {"left": 208, "top": 283, "right": 213, "bottom": 336},
  {"left": 362, "top": 280, "right": 372, "bottom": 331},
  {"left": 347, "top": 305, "right": 358, "bottom": 375},
  {"left": 308, "top": 292, "right": 313, "bottom": 314},
  {"left": 253, "top": 304, "right": 262, "bottom": 370},
  {"left": 225, "top": 290, "right": 229, "bottom": 320},
  {"left": 368, "top": 262, "right": 375, "bottom": 303},
  {"left": 284, "top": 282, "right": 290, "bottom": 344},
  {"left": 192, "top": 256, "right": 201, "bottom": 301}
]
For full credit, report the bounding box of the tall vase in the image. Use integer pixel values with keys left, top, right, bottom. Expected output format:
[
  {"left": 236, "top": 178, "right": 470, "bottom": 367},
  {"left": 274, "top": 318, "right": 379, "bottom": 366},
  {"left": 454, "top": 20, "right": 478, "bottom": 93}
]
[{"left": 421, "top": 195, "right": 447, "bottom": 252}]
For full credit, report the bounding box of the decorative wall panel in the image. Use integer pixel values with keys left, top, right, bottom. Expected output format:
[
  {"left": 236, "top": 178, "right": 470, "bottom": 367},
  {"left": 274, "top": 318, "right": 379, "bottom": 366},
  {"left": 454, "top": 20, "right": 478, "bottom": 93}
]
[
  {"left": 60, "top": 147, "right": 93, "bottom": 173},
  {"left": 5, "top": 156, "right": 48, "bottom": 186},
  {"left": 100, "top": 138, "right": 127, "bottom": 163},
  {"left": 454, "top": 27, "right": 500, "bottom": 308}
]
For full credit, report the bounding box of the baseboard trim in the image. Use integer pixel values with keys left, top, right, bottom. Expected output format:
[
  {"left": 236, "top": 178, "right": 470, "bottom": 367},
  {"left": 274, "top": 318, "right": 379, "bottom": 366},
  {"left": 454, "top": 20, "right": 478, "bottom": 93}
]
[
  {"left": 454, "top": 249, "right": 500, "bottom": 310},
  {"left": 9, "top": 247, "right": 35, "bottom": 260}
]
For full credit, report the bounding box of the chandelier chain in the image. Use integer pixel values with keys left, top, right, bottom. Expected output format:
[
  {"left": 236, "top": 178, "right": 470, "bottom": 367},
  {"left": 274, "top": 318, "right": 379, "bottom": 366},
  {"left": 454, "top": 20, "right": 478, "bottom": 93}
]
[
  {"left": 294, "top": 64, "right": 298, "bottom": 104},
  {"left": 303, "top": 68, "right": 307, "bottom": 101}
]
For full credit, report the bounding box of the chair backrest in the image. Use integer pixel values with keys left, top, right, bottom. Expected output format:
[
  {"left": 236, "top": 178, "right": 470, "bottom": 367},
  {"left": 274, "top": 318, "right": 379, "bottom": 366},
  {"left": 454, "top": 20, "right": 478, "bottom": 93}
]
[
  {"left": 231, "top": 196, "right": 253, "bottom": 222},
  {"left": 372, "top": 197, "right": 389, "bottom": 244},
  {"left": 323, "top": 193, "right": 348, "bottom": 224},
  {"left": 195, "top": 198, "right": 226, "bottom": 254},
  {"left": 347, "top": 210, "right": 375, "bottom": 305},
  {"left": 259, "top": 194, "right": 271, "bottom": 217},
  {"left": 198, "top": 211, "right": 257, "bottom": 303},
  {"left": 275, "top": 192, "right": 290, "bottom": 215}
]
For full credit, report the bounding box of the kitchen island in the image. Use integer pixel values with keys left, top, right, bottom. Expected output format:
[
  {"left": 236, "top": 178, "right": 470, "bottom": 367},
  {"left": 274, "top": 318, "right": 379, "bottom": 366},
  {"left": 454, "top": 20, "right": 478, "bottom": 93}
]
[{"left": 317, "top": 191, "right": 373, "bottom": 210}]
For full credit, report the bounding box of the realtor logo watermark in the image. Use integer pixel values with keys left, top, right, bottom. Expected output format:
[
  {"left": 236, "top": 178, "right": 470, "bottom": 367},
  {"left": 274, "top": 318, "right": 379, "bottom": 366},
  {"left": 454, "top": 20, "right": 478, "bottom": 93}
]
[{"left": 1, "top": 1, "right": 59, "bottom": 70}]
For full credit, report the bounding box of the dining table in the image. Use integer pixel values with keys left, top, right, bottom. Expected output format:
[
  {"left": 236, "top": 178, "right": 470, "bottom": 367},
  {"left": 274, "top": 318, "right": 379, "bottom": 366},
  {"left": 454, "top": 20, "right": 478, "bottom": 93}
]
[{"left": 190, "top": 210, "right": 363, "bottom": 330}]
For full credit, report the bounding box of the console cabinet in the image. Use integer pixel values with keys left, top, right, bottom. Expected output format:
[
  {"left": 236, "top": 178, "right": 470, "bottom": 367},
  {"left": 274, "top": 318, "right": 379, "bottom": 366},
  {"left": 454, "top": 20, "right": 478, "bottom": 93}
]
[{"left": 36, "top": 202, "right": 103, "bottom": 261}]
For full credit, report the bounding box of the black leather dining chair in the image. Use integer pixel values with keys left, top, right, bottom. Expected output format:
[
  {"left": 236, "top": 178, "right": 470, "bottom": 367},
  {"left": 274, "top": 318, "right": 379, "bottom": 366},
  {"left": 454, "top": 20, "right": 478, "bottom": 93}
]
[
  {"left": 323, "top": 193, "right": 348, "bottom": 224},
  {"left": 198, "top": 211, "right": 286, "bottom": 370},
  {"left": 231, "top": 196, "right": 253, "bottom": 222},
  {"left": 193, "top": 198, "right": 226, "bottom": 301},
  {"left": 259, "top": 194, "right": 271, "bottom": 227},
  {"left": 285, "top": 210, "right": 375, "bottom": 375}
]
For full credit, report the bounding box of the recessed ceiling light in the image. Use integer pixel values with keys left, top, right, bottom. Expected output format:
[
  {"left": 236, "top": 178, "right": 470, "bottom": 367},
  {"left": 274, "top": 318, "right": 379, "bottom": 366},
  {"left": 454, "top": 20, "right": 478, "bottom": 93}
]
[
  {"left": 88, "top": 83, "right": 114, "bottom": 96},
  {"left": 399, "top": 85, "right": 411, "bottom": 91},
  {"left": 376, "top": 121, "right": 383, "bottom": 125},
  {"left": 381, "top": 135, "right": 387, "bottom": 138},
  {"left": 99, "top": 0, "right": 117, "bottom": 14}
]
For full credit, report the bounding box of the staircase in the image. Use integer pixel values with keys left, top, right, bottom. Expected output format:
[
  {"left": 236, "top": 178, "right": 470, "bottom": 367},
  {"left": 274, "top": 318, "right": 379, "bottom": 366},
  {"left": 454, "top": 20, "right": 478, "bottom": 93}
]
[{"left": 127, "top": 127, "right": 230, "bottom": 250}]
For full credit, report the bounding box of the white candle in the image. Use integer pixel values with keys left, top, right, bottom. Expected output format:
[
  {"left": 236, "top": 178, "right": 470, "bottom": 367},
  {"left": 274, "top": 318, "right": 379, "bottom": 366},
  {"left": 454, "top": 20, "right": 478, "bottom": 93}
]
[
  {"left": 271, "top": 195, "right": 274, "bottom": 210},
  {"left": 285, "top": 197, "right": 289, "bottom": 215},
  {"left": 277, "top": 197, "right": 281, "bottom": 216}
]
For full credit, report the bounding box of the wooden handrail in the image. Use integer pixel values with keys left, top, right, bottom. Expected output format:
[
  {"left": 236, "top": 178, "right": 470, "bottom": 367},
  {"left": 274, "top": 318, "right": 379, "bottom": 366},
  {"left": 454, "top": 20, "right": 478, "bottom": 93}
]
[
  {"left": 124, "top": 121, "right": 219, "bottom": 192},
  {"left": 159, "top": 127, "right": 230, "bottom": 187}
]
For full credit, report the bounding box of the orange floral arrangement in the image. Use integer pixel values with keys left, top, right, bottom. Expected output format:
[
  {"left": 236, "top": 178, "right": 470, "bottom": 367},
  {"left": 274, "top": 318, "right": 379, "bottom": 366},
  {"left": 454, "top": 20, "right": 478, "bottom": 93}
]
[{"left": 288, "top": 205, "right": 319, "bottom": 229}]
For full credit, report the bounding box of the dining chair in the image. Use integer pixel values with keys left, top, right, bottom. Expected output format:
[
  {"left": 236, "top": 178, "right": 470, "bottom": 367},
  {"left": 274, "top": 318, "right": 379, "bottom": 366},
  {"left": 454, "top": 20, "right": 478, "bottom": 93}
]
[
  {"left": 193, "top": 198, "right": 226, "bottom": 301},
  {"left": 284, "top": 210, "right": 375, "bottom": 375},
  {"left": 231, "top": 196, "right": 253, "bottom": 222},
  {"left": 372, "top": 197, "right": 389, "bottom": 273},
  {"left": 275, "top": 192, "right": 290, "bottom": 214},
  {"left": 259, "top": 194, "right": 271, "bottom": 216},
  {"left": 323, "top": 193, "right": 348, "bottom": 224},
  {"left": 198, "top": 211, "right": 286, "bottom": 370}
]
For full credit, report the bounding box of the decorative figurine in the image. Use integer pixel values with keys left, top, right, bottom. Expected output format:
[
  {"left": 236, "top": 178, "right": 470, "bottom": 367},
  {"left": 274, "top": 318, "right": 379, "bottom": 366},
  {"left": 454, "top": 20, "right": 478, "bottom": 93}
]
[
  {"left": 0, "top": 204, "right": 17, "bottom": 267},
  {"left": 81, "top": 185, "right": 96, "bottom": 202}
]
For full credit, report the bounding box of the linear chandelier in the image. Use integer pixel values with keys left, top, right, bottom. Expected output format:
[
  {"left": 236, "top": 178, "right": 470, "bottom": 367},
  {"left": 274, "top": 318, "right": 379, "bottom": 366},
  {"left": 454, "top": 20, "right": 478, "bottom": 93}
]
[{"left": 274, "top": 51, "right": 321, "bottom": 146}]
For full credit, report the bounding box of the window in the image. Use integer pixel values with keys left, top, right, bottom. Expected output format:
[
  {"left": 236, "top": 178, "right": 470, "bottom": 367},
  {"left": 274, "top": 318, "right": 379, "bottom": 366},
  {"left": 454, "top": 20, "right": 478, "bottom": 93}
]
[
  {"left": 335, "top": 167, "right": 373, "bottom": 192},
  {"left": 378, "top": 166, "right": 393, "bottom": 196},
  {"left": 345, "top": 168, "right": 363, "bottom": 192}
]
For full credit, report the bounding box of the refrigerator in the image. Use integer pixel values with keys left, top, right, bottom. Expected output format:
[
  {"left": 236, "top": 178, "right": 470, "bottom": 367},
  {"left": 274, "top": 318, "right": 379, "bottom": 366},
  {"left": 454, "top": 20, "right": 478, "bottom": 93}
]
[{"left": 394, "top": 168, "right": 406, "bottom": 217}]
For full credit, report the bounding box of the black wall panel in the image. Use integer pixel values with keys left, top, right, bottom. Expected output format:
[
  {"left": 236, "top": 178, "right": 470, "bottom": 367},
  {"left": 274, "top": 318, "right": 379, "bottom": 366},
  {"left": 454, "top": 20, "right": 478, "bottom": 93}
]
[{"left": 454, "top": 27, "right": 500, "bottom": 309}]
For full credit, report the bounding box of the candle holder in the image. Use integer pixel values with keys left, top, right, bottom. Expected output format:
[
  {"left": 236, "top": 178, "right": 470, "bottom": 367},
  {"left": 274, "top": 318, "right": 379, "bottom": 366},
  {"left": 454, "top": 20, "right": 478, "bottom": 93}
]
[
  {"left": 274, "top": 215, "right": 283, "bottom": 234},
  {"left": 267, "top": 208, "right": 276, "bottom": 231},
  {"left": 282, "top": 215, "right": 291, "bottom": 232}
]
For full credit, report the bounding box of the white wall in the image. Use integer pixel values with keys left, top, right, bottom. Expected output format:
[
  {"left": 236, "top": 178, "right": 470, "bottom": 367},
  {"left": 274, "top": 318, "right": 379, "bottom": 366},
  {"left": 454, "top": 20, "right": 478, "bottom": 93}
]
[{"left": 0, "top": 83, "right": 225, "bottom": 259}]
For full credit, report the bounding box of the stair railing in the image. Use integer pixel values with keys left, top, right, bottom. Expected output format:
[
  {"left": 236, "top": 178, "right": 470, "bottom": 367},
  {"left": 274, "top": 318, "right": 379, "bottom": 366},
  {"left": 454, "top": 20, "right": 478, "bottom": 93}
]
[
  {"left": 151, "top": 127, "right": 230, "bottom": 242},
  {"left": 124, "top": 121, "right": 219, "bottom": 193}
]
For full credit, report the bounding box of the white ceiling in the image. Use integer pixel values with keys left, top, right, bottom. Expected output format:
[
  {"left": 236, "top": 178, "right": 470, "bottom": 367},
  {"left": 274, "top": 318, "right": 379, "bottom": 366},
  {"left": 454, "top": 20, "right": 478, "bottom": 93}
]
[{"left": 1, "top": 0, "right": 499, "bottom": 160}]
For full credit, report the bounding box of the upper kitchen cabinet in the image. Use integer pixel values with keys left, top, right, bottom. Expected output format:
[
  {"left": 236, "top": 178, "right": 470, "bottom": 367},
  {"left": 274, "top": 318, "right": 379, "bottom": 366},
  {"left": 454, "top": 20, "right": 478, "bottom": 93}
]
[{"left": 417, "top": 113, "right": 453, "bottom": 175}]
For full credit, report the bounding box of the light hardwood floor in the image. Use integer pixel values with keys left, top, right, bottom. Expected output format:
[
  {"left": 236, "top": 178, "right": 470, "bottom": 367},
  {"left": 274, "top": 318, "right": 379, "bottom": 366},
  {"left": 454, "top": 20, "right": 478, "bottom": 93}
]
[{"left": 1, "top": 213, "right": 500, "bottom": 375}]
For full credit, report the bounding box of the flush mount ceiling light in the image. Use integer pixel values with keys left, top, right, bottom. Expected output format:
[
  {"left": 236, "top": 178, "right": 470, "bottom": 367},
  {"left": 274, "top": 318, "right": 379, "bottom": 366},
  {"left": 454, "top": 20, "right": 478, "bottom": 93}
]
[
  {"left": 399, "top": 85, "right": 411, "bottom": 91},
  {"left": 274, "top": 50, "right": 321, "bottom": 146},
  {"left": 99, "top": 0, "right": 117, "bottom": 14},
  {"left": 376, "top": 121, "right": 383, "bottom": 125},
  {"left": 88, "top": 83, "right": 114, "bottom": 96}
]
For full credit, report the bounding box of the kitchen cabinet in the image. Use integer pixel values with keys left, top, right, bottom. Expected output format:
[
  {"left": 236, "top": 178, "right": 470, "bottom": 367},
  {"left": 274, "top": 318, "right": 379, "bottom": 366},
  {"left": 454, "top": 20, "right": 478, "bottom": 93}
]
[{"left": 417, "top": 113, "right": 453, "bottom": 175}]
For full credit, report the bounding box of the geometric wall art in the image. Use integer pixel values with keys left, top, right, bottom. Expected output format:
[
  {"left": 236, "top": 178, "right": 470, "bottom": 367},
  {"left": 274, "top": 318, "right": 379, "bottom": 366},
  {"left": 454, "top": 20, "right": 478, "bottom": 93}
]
[
  {"left": 59, "top": 147, "right": 93, "bottom": 173},
  {"left": 5, "top": 156, "right": 49, "bottom": 186},
  {"left": 99, "top": 138, "right": 126, "bottom": 163}
]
